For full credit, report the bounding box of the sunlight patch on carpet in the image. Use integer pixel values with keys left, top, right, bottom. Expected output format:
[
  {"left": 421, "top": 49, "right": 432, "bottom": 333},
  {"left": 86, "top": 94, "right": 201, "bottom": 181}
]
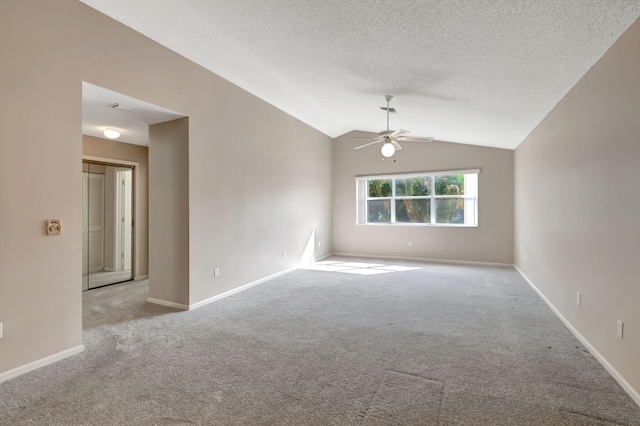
[{"left": 302, "top": 260, "right": 421, "bottom": 275}]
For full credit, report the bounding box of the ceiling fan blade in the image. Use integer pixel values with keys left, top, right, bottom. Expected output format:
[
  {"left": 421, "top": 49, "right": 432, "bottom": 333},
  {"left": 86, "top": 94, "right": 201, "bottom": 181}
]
[
  {"left": 350, "top": 136, "right": 382, "bottom": 139},
  {"left": 353, "top": 140, "right": 383, "bottom": 150},
  {"left": 390, "top": 140, "right": 403, "bottom": 150},
  {"left": 389, "top": 129, "right": 409, "bottom": 138},
  {"left": 396, "top": 136, "right": 434, "bottom": 142}
]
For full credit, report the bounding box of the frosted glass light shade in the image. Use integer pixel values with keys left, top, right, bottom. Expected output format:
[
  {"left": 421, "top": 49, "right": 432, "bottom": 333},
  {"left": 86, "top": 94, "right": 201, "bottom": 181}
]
[
  {"left": 103, "top": 128, "right": 121, "bottom": 139},
  {"left": 381, "top": 142, "right": 395, "bottom": 157}
]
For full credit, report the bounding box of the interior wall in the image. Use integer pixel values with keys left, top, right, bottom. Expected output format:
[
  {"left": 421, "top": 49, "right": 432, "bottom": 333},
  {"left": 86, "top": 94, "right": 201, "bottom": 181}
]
[
  {"left": 333, "top": 134, "right": 514, "bottom": 264},
  {"left": 514, "top": 19, "right": 640, "bottom": 399},
  {"left": 148, "top": 118, "right": 189, "bottom": 306},
  {"left": 83, "top": 135, "right": 149, "bottom": 278},
  {"left": 188, "top": 94, "right": 334, "bottom": 304},
  {"left": 0, "top": 0, "right": 332, "bottom": 377}
]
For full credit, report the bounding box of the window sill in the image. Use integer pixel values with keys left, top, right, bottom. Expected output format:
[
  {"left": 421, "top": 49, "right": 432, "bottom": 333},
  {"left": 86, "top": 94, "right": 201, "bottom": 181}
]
[{"left": 356, "top": 223, "right": 478, "bottom": 228}]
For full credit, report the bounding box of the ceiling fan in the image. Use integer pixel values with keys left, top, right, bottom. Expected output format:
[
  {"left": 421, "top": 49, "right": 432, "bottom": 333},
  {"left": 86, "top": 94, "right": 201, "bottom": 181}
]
[{"left": 353, "top": 95, "right": 434, "bottom": 157}]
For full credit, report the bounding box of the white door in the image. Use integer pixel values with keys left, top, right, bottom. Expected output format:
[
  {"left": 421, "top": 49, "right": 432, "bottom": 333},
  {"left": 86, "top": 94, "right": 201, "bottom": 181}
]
[{"left": 115, "top": 169, "right": 133, "bottom": 271}]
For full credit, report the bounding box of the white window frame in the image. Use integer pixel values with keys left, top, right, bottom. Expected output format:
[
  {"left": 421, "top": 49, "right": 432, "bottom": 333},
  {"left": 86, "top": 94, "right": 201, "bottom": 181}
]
[{"left": 356, "top": 169, "right": 479, "bottom": 227}]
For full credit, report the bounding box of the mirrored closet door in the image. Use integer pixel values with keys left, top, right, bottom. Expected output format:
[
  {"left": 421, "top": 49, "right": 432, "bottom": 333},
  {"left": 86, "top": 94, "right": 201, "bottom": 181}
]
[{"left": 82, "top": 161, "right": 134, "bottom": 290}]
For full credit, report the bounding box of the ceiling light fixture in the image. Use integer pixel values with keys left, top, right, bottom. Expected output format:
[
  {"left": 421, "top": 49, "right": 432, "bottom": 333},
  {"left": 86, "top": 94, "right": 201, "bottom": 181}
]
[
  {"left": 353, "top": 95, "right": 433, "bottom": 156},
  {"left": 381, "top": 141, "right": 395, "bottom": 157},
  {"left": 103, "top": 128, "right": 121, "bottom": 139}
]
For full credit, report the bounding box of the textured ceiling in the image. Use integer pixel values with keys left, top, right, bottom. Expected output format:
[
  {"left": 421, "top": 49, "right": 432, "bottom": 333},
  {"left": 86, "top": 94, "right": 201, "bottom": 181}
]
[
  {"left": 79, "top": 0, "right": 640, "bottom": 149},
  {"left": 83, "top": 82, "right": 184, "bottom": 146}
]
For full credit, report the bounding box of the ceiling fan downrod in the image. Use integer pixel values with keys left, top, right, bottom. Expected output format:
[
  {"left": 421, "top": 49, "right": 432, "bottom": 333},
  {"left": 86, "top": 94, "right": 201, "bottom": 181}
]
[{"left": 384, "top": 94, "right": 393, "bottom": 131}]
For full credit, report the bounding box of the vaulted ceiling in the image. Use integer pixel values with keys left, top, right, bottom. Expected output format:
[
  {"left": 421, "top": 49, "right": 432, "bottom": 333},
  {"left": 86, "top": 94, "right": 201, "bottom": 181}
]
[{"left": 79, "top": 0, "right": 640, "bottom": 149}]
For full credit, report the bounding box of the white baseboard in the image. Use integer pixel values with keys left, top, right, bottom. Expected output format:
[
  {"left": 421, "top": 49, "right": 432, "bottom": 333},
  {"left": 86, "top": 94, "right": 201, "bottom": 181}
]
[
  {"left": 0, "top": 344, "right": 85, "bottom": 384},
  {"left": 135, "top": 275, "right": 149, "bottom": 281},
  {"left": 144, "top": 252, "right": 337, "bottom": 311},
  {"left": 332, "top": 252, "right": 512, "bottom": 267},
  {"left": 146, "top": 297, "right": 189, "bottom": 310},
  {"left": 514, "top": 265, "right": 640, "bottom": 407},
  {"left": 147, "top": 264, "right": 312, "bottom": 311},
  {"left": 188, "top": 266, "right": 298, "bottom": 310}
]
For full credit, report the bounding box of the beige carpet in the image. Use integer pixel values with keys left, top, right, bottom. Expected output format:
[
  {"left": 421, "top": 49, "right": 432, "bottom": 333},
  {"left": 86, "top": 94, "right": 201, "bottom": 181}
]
[{"left": 1, "top": 258, "right": 639, "bottom": 425}]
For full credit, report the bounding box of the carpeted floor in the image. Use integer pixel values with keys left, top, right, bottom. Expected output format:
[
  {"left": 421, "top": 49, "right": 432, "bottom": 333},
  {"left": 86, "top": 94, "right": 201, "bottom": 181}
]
[{"left": 1, "top": 258, "right": 639, "bottom": 425}]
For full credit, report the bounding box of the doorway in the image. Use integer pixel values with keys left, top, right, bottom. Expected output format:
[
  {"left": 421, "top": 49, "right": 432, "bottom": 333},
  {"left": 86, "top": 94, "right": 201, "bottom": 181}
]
[{"left": 82, "top": 160, "right": 135, "bottom": 290}]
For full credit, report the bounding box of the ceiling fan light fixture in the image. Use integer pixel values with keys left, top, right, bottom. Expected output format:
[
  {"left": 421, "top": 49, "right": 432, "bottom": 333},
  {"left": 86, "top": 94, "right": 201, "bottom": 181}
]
[
  {"left": 381, "top": 142, "right": 395, "bottom": 157},
  {"left": 103, "top": 128, "right": 121, "bottom": 139},
  {"left": 352, "top": 96, "right": 433, "bottom": 154}
]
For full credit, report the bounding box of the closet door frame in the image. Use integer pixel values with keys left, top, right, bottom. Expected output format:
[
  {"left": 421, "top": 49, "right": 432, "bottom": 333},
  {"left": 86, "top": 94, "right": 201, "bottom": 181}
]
[{"left": 83, "top": 155, "right": 141, "bottom": 283}]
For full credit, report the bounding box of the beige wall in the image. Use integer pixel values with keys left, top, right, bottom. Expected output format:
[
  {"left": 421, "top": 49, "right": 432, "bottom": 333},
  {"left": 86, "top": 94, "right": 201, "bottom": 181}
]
[
  {"left": 148, "top": 118, "right": 189, "bottom": 306},
  {"left": 188, "top": 91, "right": 334, "bottom": 304},
  {"left": 515, "top": 19, "right": 640, "bottom": 398},
  {"left": 333, "top": 133, "right": 514, "bottom": 264},
  {"left": 0, "top": 0, "right": 332, "bottom": 376},
  {"left": 83, "top": 135, "right": 149, "bottom": 277}
]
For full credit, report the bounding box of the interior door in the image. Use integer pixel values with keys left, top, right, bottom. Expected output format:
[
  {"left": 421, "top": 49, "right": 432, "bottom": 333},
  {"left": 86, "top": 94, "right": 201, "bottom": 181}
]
[
  {"left": 82, "top": 166, "right": 89, "bottom": 290},
  {"left": 88, "top": 172, "right": 105, "bottom": 275},
  {"left": 82, "top": 161, "right": 134, "bottom": 290},
  {"left": 121, "top": 169, "right": 133, "bottom": 271},
  {"left": 83, "top": 169, "right": 105, "bottom": 271},
  {"left": 115, "top": 168, "right": 133, "bottom": 272}
]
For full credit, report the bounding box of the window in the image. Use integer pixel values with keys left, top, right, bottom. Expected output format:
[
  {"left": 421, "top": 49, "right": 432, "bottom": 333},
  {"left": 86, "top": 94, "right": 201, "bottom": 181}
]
[{"left": 356, "top": 170, "right": 478, "bottom": 226}]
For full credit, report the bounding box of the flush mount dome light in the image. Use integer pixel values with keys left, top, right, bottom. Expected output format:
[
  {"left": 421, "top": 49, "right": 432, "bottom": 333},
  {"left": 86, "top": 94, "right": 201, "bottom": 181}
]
[
  {"left": 380, "top": 141, "right": 395, "bottom": 157},
  {"left": 103, "top": 128, "right": 120, "bottom": 139}
]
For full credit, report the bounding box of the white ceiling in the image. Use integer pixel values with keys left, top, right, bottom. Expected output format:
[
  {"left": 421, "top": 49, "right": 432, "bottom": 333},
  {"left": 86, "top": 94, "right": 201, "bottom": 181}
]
[
  {"left": 79, "top": 0, "right": 640, "bottom": 149},
  {"left": 83, "top": 82, "right": 185, "bottom": 146}
]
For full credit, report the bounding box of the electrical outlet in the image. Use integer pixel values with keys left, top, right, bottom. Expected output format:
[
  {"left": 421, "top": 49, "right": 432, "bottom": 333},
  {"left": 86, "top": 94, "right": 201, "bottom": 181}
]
[
  {"left": 282, "top": 250, "right": 286, "bottom": 258},
  {"left": 214, "top": 268, "right": 220, "bottom": 277},
  {"left": 617, "top": 320, "right": 624, "bottom": 339},
  {"left": 408, "top": 241, "right": 413, "bottom": 247},
  {"left": 576, "top": 292, "right": 581, "bottom": 306},
  {"left": 0, "top": 322, "right": 3, "bottom": 339},
  {"left": 525, "top": 254, "right": 528, "bottom": 262},
  {"left": 317, "top": 242, "right": 321, "bottom": 248}
]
